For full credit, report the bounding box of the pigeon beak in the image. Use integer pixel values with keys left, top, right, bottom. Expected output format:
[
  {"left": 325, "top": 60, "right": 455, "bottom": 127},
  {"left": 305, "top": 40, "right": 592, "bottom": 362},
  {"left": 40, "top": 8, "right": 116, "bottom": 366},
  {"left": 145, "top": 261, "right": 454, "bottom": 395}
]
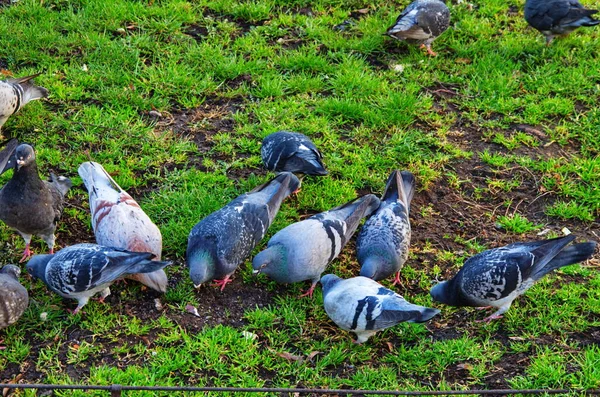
[
  {"left": 193, "top": 283, "right": 202, "bottom": 289},
  {"left": 252, "top": 269, "right": 261, "bottom": 275},
  {"left": 16, "top": 159, "right": 24, "bottom": 169}
]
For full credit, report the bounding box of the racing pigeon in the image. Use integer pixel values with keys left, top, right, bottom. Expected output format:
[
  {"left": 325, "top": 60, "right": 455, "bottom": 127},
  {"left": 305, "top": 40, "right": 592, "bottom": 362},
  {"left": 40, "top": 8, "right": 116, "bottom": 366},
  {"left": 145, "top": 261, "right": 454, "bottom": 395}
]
[
  {"left": 385, "top": 0, "right": 451, "bottom": 56},
  {"left": 321, "top": 274, "right": 440, "bottom": 343},
  {"left": 261, "top": 131, "right": 328, "bottom": 176},
  {"left": 0, "top": 73, "right": 48, "bottom": 133},
  {"left": 356, "top": 170, "right": 415, "bottom": 285},
  {"left": 187, "top": 172, "right": 300, "bottom": 291},
  {"left": 430, "top": 235, "right": 597, "bottom": 322},
  {"left": 252, "top": 194, "right": 381, "bottom": 298},
  {"left": 524, "top": 0, "right": 599, "bottom": 44},
  {"left": 0, "top": 265, "right": 29, "bottom": 348},
  {"left": 26, "top": 243, "right": 171, "bottom": 314},
  {"left": 78, "top": 161, "right": 167, "bottom": 293},
  {"left": 0, "top": 141, "right": 72, "bottom": 262}
]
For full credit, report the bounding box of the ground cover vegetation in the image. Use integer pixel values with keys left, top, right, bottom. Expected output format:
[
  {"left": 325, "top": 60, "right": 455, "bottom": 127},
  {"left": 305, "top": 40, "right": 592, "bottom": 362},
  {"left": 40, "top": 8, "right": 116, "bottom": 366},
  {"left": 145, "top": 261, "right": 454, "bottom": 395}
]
[{"left": 0, "top": 0, "right": 599, "bottom": 395}]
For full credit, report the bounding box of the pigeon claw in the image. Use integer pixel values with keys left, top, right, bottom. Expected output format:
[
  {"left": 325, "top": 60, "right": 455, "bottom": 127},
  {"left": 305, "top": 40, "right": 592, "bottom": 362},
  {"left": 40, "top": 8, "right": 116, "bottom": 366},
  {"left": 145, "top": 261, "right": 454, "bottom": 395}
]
[
  {"left": 476, "top": 314, "right": 503, "bottom": 323},
  {"left": 0, "top": 339, "right": 5, "bottom": 350},
  {"left": 391, "top": 271, "right": 402, "bottom": 286},
  {"left": 19, "top": 245, "right": 32, "bottom": 263},
  {"left": 213, "top": 276, "right": 232, "bottom": 292},
  {"left": 419, "top": 43, "right": 437, "bottom": 56},
  {"left": 299, "top": 283, "right": 317, "bottom": 298}
]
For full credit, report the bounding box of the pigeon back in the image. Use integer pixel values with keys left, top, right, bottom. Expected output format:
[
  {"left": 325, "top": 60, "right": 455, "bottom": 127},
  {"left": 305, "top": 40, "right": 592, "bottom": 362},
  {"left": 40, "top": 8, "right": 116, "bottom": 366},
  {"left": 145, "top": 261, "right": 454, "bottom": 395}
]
[{"left": 0, "top": 265, "right": 29, "bottom": 329}]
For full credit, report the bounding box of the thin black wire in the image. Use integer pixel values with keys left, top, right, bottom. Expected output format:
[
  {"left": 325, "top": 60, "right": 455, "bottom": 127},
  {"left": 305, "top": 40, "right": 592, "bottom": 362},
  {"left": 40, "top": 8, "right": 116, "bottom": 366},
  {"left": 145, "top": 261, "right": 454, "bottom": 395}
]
[{"left": 0, "top": 384, "right": 599, "bottom": 395}]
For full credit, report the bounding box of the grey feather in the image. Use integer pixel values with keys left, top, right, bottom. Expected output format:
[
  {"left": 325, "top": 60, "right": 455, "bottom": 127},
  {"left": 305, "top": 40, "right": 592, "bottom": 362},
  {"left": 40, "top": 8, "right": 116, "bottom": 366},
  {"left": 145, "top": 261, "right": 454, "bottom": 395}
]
[
  {"left": 321, "top": 274, "right": 439, "bottom": 343},
  {"left": 261, "top": 131, "right": 328, "bottom": 176},
  {"left": 525, "top": 0, "right": 599, "bottom": 44},
  {"left": 385, "top": 0, "right": 450, "bottom": 49},
  {"left": 0, "top": 73, "right": 48, "bottom": 131},
  {"left": 0, "top": 265, "right": 29, "bottom": 330}
]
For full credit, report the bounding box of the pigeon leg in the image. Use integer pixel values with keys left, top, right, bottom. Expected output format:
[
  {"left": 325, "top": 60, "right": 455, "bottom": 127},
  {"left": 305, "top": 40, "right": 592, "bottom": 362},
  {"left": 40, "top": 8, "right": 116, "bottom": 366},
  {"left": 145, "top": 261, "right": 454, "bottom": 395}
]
[
  {"left": 0, "top": 339, "right": 5, "bottom": 350},
  {"left": 19, "top": 244, "right": 32, "bottom": 263},
  {"left": 475, "top": 306, "right": 492, "bottom": 311},
  {"left": 94, "top": 288, "right": 111, "bottom": 303},
  {"left": 391, "top": 271, "right": 402, "bottom": 286},
  {"left": 545, "top": 35, "right": 554, "bottom": 46},
  {"left": 477, "top": 306, "right": 509, "bottom": 323},
  {"left": 420, "top": 43, "right": 437, "bottom": 56},
  {"left": 299, "top": 281, "right": 318, "bottom": 298},
  {"left": 213, "top": 275, "right": 232, "bottom": 292},
  {"left": 70, "top": 297, "right": 90, "bottom": 315}
]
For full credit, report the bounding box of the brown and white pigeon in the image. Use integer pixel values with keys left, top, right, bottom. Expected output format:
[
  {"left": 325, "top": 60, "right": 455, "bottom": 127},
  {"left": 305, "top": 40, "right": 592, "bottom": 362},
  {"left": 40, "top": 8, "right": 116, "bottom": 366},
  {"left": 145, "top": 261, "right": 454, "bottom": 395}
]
[
  {"left": 0, "top": 73, "right": 48, "bottom": 134},
  {"left": 78, "top": 161, "right": 167, "bottom": 293},
  {"left": 0, "top": 141, "right": 72, "bottom": 262},
  {"left": 0, "top": 264, "right": 29, "bottom": 349}
]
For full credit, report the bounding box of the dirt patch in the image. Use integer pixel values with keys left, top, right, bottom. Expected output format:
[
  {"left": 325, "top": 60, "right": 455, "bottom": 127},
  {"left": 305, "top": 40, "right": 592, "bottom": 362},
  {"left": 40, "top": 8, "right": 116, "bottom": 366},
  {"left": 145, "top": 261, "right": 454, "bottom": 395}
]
[{"left": 183, "top": 23, "right": 209, "bottom": 42}]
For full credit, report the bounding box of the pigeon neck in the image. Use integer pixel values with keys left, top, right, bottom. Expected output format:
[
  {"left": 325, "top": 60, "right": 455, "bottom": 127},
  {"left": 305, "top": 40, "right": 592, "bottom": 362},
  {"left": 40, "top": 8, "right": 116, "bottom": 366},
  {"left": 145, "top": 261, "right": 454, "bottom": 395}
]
[{"left": 15, "top": 162, "right": 43, "bottom": 186}]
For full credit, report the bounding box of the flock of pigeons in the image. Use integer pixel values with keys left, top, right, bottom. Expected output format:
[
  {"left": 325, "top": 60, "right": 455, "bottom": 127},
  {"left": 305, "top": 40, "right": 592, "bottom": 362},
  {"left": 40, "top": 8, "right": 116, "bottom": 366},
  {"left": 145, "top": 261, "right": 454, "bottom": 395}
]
[{"left": 0, "top": 0, "right": 598, "bottom": 346}]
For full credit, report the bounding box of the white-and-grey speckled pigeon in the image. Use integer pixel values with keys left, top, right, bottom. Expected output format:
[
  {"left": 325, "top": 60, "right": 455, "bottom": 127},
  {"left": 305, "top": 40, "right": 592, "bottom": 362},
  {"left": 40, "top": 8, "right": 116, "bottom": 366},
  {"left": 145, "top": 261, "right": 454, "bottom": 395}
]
[
  {"left": 525, "top": 0, "right": 599, "bottom": 44},
  {"left": 0, "top": 73, "right": 48, "bottom": 134},
  {"left": 0, "top": 141, "right": 72, "bottom": 262},
  {"left": 430, "top": 235, "right": 597, "bottom": 322},
  {"left": 252, "top": 194, "right": 381, "bottom": 298},
  {"left": 261, "top": 131, "right": 328, "bottom": 176},
  {"left": 321, "top": 274, "right": 439, "bottom": 343},
  {"left": 187, "top": 172, "right": 300, "bottom": 291},
  {"left": 78, "top": 161, "right": 167, "bottom": 293},
  {"left": 356, "top": 170, "right": 415, "bottom": 285},
  {"left": 385, "top": 0, "right": 450, "bottom": 56},
  {"left": 26, "top": 243, "right": 171, "bottom": 314},
  {"left": 0, "top": 265, "right": 29, "bottom": 349}
]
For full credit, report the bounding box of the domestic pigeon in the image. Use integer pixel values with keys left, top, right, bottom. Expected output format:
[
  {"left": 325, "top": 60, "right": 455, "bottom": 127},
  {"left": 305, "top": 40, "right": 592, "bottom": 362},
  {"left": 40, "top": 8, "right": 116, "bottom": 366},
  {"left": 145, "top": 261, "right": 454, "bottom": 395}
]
[
  {"left": 524, "top": 0, "right": 599, "bottom": 44},
  {"left": 321, "top": 274, "right": 439, "bottom": 343},
  {"left": 0, "top": 73, "right": 48, "bottom": 134},
  {"left": 26, "top": 243, "right": 171, "bottom": 314},
  {"left": 356, "top": 170, "right": 415, "bottom": 285},
  {"left": 430, "top": 235, "right": 597, "bottom": 322},
  {"left": 252, "top": 194, "right": 381, "bottom": 298},
  {"left": 0, "top": 141, "right": 72, "bottom": 262},
  {"left": 0, "top": 265, "right": 29, "bottom": 348},
  {"left": 78, "top": 162, "right": 167, "bottom": 293},
  {"left": 187, "top": 172, "right": 300, "bottom": 291},
  {"left": 261, "top": 131, "right": 328, "bottom": 176},
  {"left": 385, "top": 0, "right": 451, "bottom": 56}
]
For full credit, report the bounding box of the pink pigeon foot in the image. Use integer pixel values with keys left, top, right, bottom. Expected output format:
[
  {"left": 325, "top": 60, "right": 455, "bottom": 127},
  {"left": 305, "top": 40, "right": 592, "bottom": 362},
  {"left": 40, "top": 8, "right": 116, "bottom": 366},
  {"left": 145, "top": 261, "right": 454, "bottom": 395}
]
[
  {"left": 299, "top": 283, "right": 317, "bottom": 298},
  {"left": 0, "top": 339, "right": 5, "bottom": 350},
  {"left": 475, "top": 306, "right": 492, "bottom": 311},
  {"left": 19, "top": 244, "right": 32, "bottom": 263},
  {"left": 391, "top": 271, "right": 402, "bottom": 286},
  {"left": 419, "top": 43, "right": 437, "bottom": 56},
  {"left": 67, "top": 307, "right": 85, "bottom": 315},
  {"left": 476, "top": 314, "right": 503, "bottom": 323},
  {"left": 213, "top": 276, "right": 232, "bottom": 292}
]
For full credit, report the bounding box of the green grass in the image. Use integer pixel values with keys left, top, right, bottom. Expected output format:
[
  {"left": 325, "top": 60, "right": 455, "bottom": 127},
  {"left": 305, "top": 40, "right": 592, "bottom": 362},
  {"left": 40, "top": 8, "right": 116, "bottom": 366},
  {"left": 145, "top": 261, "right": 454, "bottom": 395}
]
[{"left": 0, "top": 0, "right": 599, "bottom": 394}]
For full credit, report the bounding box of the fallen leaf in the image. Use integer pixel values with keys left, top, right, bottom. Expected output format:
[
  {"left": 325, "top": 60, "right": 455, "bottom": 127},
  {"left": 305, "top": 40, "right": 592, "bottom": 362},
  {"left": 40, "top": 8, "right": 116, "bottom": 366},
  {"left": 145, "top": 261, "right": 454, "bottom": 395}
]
[
  {"left": 277, "top": 351, "right": 304, "bottom": 362},
  {"left": 185, "top": 304, "right": 201, "bottom": 317},
  {"left": 306, "top": 351, "right": 321, "bottom": 361},
  {"left": 457, "top": 363, "right": 473, "bottom": 371},
  {"left": 0, "top": 69, "right": 13, "bottom": 77}
]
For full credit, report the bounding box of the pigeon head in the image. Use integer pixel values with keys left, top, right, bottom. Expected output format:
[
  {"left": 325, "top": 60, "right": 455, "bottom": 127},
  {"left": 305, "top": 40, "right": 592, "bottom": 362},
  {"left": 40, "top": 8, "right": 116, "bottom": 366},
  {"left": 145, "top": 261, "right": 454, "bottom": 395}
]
[
  {"left": 320, "top": 274, "right": 342, "bottom": 294},
  {"left": 0, "top": 264, "right": 21, "bottom": 280},
  {"left": 252, "top": 244, "right": 287, "bottom": 278},
  {"left": 187, "top": 250, "right": 215, "bottom": 288},
  {"left": 15, "top": 144, "right": 36, "bottom": 170},
  {"left": 430, "top": 279, "right": 459, "bottom": 305},
  {"left": 359, "top": 256, "right": 391, "bottom": 280},
  {"left": 25, "top": 254, "right": 53, "bottom": 284}
]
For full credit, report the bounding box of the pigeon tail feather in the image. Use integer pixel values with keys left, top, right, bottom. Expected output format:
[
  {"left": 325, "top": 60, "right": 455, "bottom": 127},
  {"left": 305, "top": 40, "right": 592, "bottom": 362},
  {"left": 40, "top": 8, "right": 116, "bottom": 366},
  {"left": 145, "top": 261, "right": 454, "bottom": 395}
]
[
  {"left": 381, "top": 170, "right": 415, "bottom": 210},
  {"left": 0, "top": 139, "right": 18, "bottom": 174},
  {"left": 533, "top": 241, "right": 597, "bottom": 280}
]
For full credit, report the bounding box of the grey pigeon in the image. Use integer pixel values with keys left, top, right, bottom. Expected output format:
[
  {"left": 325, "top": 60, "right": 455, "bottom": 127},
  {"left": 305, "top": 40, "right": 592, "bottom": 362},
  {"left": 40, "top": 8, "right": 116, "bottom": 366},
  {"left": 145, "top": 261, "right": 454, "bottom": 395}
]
[
  {"left": 0, "top": 265, "right": 29, "bottom": 348},
  {"left": 430, "top": 235, "right": 597, "bottom": 322},
  {"left": 261, "top": 131, "right": 328, "bottom": 176},
  {"left": 26, "top": 243, "right": 171, "bottom": 314},
  {"left": 187, "top": 172, "right": 300, "bottom": 290},
  {"left": 525, "top": 0, "right": 599, "bottom": 44},
  {"left": 385, "top": 0, "right": 451, "bottom": 56},
  {"left": 357, "top": 170, "right": 415, "bottom": 285},
  {"left": 252, "top": 194, "right": 381, "bottom": 298},
  {"left": 0, "top": 141, "right": 72, "bottom": 262},
  {"left": 321, "top": 274, "right": 440, "bottom": 343},
  {"left": 0, "top": 73, "right": 48, "bottom": 133}
]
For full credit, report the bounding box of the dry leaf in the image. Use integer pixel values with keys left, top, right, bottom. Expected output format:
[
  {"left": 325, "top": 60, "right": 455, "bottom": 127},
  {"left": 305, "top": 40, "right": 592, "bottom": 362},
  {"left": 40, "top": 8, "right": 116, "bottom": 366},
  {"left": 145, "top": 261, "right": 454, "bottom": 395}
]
[
  {"left": 277, "top": 351, "right": 304, "bottom": 362},
  {"left": 457, "top": 363, "right": 473, "bottom": 371},
  {"left": 185, "top": 304, "right": 201, "bottom": 317}
]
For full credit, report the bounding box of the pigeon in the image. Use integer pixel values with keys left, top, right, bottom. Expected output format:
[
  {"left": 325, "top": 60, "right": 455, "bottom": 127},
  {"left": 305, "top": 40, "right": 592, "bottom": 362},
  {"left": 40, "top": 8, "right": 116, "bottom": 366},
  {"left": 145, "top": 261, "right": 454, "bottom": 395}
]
[
  {"left": 252, "top": 194, "right": 381, "bottom": 298},
  {"left": 26, "top": 243, "right": 171, "bottom": 314},
  {"left": 0, "top": 265, "right": 29, "bottom": 348},
  {"left": 430, "top": 235, "right": 597, "bottom": 322},
  {"left": 78, "top": 162, "right": 167, "bottom": 293},
  {"left": 0, "top": 73, "right": 48, "bottom": 133},
  {"left": 321, "top": 274, "right": 440, "bottom": 343},
  {"left": 261, "top": 131, "right": 328, "bottom": 176},
  {"left": 356, "top": 170, "right": 415, "bottom": 285},
  {"left": 385, "top": 0, "right": 451, "bottom": 56},
  {"left": 187, "top": 172, "right": 300, "bottom": 291},
  {"left": 524, "top": 0, "right": 599, "bottom": 45},
  {"left": 0, "top": 141, "right": 72, "bottom": 262}
]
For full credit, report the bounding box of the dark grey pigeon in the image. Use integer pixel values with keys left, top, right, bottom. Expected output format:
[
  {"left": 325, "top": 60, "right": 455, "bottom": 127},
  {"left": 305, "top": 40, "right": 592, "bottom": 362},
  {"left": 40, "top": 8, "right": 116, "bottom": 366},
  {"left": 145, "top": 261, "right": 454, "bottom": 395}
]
[
  {"left": 261, "top": 131, "right": 328, "bottom": 176},
  {"left": 0, "top": 265, "right": 29, "bottom": 348},
  {"left": 385, "top": 0, "right": 451, "bottom": 56},
  {"left": 187, "top": 172, "right": 300, "bottom": 291},
  {"left": 321, "top": 274, "right": 439, "bottom": 343},
  {"left": 525, "top": 0, "right": 599, "bottom": 44},
  {"left": 0, "top": 142, "right": 72, "bottom": 263},
  {"left": 357, "top": 170, "right": 415, "bottom": 285},
  {"left": 0, "top": 73, "right": 48, "bottom": 134},
  {"left": 430, "top": 235, "right": 597, "bottom": 322},
  {"left": 26, "top": 243, "right": 171, "bottom": 314},
  {"left": 252, "top": 194, "right": 381, "bottom": 298}
]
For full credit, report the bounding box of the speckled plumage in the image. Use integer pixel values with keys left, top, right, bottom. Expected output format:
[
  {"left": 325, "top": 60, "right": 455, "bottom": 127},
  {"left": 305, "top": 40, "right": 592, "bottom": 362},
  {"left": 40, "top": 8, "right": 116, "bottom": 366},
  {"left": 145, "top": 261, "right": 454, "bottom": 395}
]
[
  {"left": 26, "top": 243, "right": 171, "bottom": 314},
  {"left": 261, "top": 131, "right": 328, "bottom": 176},
  {"left": 252, "top": 194, "right": 381, "bottom": 297},
  {"left": 187, "top": 172, "right": 300, "bottom": 290},
  {"left": 525, "top": 0, "right": 599, "bottom": 44},
  {"left": 356, "top": 170, "right": 415, "bottom": 284},
  {"left": 430, "top": 235, "right": 597, "bottom": 321},
  {"left": 0, "top": 265, "right": 29, "bottom": 331},
  {"left": 0, "top": 73, "right": 48, "bottom": 132},
  {"left": 78, "top": 162, "right": 167, "bottom": 293},
  {"left": 321, "top": 275, "right": 439, "bottom": 343}
]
